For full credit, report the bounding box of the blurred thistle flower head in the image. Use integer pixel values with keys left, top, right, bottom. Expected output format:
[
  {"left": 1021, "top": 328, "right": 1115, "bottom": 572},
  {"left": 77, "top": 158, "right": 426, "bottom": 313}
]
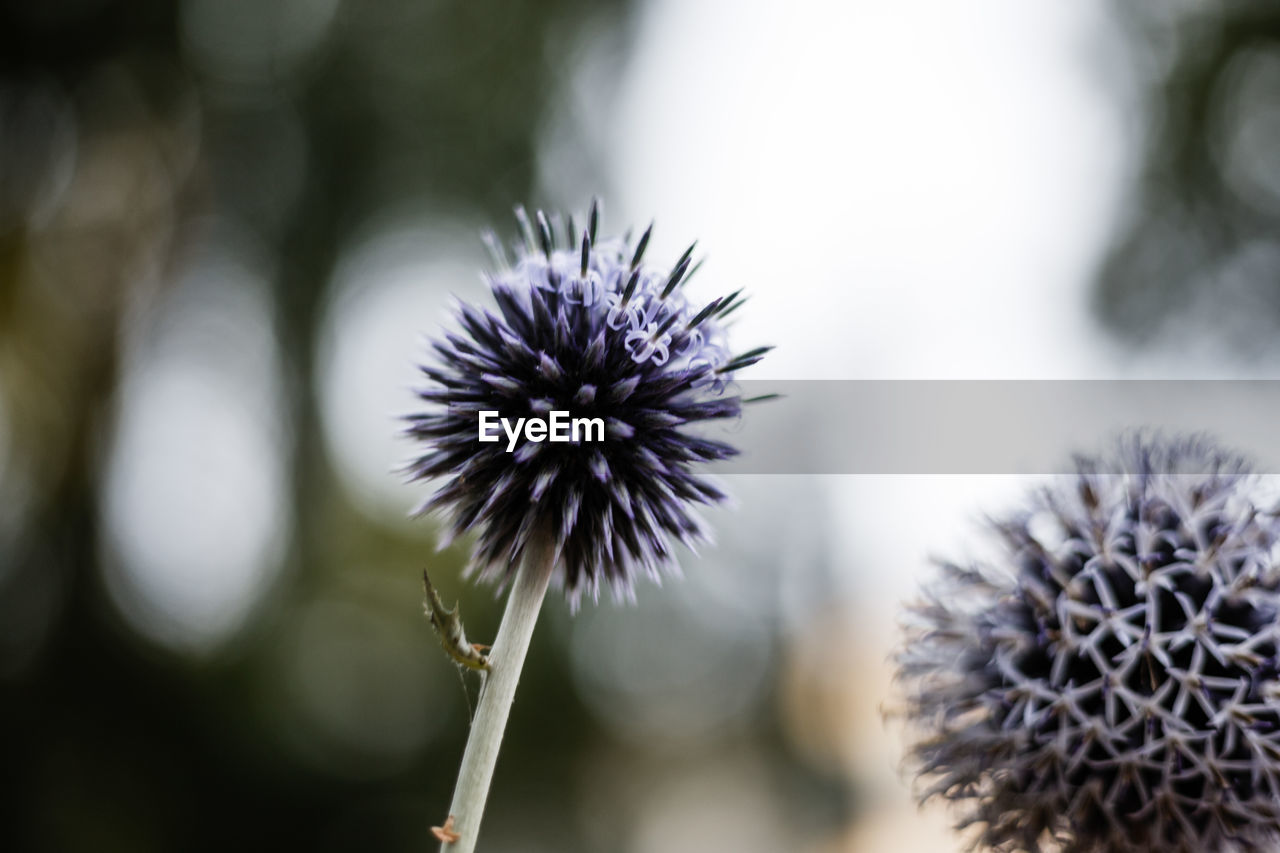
[
  {"left": 898, "top": 434, "right": 1280, "bottom": 853},
  {"left": 405, "top": 202, "right": 768, "bottom": 606}
]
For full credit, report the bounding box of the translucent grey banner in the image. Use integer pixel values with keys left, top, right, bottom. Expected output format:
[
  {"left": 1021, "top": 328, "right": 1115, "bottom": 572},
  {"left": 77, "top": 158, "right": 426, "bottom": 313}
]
[{"left": 707, "top": 381, "right": 1280, "bottom": 474}]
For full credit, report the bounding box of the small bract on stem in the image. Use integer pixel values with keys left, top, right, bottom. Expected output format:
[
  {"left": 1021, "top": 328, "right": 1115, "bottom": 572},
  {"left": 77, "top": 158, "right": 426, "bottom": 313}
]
[{"left": 437, "top": 533, "right": 555, "bottom": 853}]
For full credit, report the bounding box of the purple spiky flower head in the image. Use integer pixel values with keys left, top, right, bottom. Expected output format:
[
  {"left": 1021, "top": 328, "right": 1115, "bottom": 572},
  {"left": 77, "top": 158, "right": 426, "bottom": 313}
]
[
  {"left": 897, "top": 434, "right": 1280, "bottom": 852},
  {"left": 405, "top": 202, "right": 768, "bottom": 605}
]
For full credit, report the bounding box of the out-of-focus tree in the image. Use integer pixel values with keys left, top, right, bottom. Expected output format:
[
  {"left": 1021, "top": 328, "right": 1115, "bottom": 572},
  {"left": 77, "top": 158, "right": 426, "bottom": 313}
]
[
  {"left": 0, "top": 1, "right": 635, "bottom": 850},
  {"left": 1093, "top": 0, "right": 1280, "bottom": 355}
]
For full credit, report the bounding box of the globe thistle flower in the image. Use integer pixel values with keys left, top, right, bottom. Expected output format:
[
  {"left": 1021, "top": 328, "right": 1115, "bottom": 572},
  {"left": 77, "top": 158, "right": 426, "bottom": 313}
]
[
  {"left": 898, "top": 434, "right": 1280, "bottom": 853},
  {"left": 406, "top": 202, "right": 767, "bottom": 604}
]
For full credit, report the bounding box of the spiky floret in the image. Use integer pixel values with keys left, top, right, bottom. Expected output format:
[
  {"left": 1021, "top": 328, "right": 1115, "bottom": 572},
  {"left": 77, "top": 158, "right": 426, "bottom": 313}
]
[
  {"left": 405, "top": 202, "right": 767, "bottom": 605},
  {"left": 898, "top": 435, "right": 1280, "bottom": 853}
]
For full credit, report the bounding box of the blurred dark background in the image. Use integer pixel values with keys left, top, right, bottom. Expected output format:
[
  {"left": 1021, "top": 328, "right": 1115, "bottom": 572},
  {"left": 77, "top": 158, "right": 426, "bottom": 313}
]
[
  {"left": 1, "top": 0, "right": 1278, "bottom": 851},
  {"left": 0, "top": 2, "right": 842, "bottom": 851},
  {"left": 1095, "top": 0, "right": 1280, "bottom": 357}
]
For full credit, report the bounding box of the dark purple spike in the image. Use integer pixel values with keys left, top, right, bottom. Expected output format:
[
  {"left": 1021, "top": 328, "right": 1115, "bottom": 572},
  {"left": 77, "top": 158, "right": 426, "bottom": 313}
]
[
  {"left": 686, "top": 297, "right": 723, "bottom": 330},
  {"left": 620, "top": 269, "right": 640, "bottom": 306},
  {"left": 716, "top": 345, "right": 775, "bottom": 373},
  {"left": 652, "top": 309, "right": 680, "bottom": 339},
  {"left": 536, "top": 209, "right": 553, "bottom": 259},
  {"left": 584, "top": 330, "right": 607, "bottom": 369},
  {"left": 714, "top": 288, "right": 744, "bottom": 314},
  {"left": 717, "top": 293, "right": 749, "bottom": 320},
  {"left": 660, "top": 257, "right": 691, "bottom": 299},
  {"left": 588, "top": 198, "right": 600, "bottom": 244},
  {"left": 630, "top": 222, "right": 653, "bottom": 270},
  {"left": 672, "top": 241, "right": 697, "bottom": 275}
]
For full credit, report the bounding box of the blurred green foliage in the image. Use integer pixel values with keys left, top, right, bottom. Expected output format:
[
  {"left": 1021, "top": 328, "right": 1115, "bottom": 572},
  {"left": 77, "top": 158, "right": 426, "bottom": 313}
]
[
  {"left": 0, "top": 1, "right": 645, "bottom": 850},
  {"left": 1094, "top": 0, "right": 1280, "bottom": 354}
]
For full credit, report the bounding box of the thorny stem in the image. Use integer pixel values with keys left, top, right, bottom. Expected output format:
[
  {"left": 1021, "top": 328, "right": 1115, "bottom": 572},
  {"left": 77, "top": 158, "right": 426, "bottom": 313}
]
[{"left": 438, "top": 534, "right": 556, "bottom": 853}]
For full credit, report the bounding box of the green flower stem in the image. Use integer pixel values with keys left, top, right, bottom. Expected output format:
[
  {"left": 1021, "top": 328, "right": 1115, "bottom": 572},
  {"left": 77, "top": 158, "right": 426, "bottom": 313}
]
[{"left": 439, "top": 534, "right": 556, "bottom": 853}]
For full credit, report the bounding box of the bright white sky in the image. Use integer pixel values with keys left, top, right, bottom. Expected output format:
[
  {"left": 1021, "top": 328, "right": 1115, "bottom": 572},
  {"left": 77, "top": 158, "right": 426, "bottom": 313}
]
[
  {"left": 596, "top": 0, "right": 1132, "bottom": 618},
  {"left": 605, "top": 0, "right": 1128, "bottom": 381},
  {"left": 599, "top": 8, "right": 1135, "bottom": 847}
]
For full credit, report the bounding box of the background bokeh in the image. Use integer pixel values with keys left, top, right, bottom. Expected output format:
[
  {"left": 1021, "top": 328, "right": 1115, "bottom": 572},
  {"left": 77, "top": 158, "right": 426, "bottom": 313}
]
[{"left": 2, "top": 1, "right": 1277, "bottom": 850}]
